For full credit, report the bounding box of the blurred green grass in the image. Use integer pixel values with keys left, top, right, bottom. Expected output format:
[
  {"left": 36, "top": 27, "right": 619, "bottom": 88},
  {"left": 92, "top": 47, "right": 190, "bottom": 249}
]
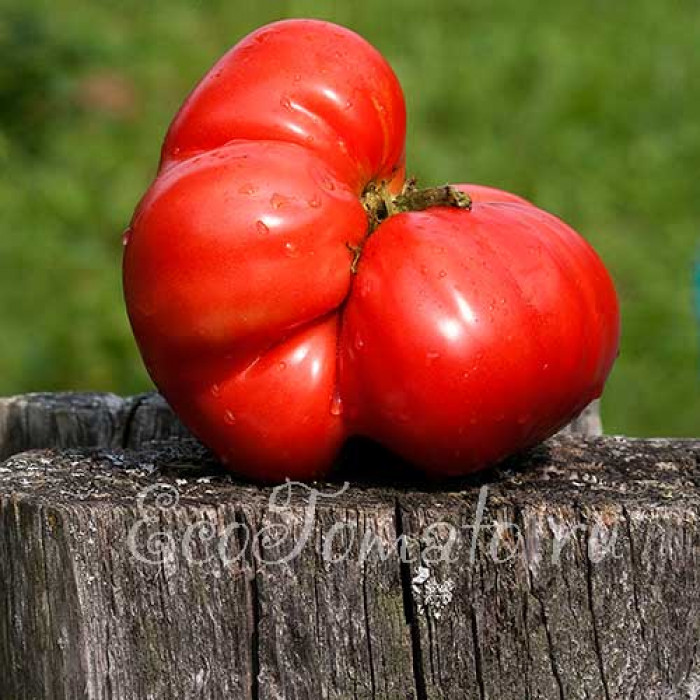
[{"left": 1, "top": 0, "right": 698, "bottom": 436}]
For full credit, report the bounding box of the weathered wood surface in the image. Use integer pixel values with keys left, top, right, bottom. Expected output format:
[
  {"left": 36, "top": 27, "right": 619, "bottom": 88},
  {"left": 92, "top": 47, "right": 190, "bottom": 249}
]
[
  {"left": 0, "top": 393, "right": 698, "bottom": 700},
  {"left": 0, "top": 392, "right": 192, "bottom": 462},
  {"left": 0, "top": 392, "right": 602, "bottom": 462}
]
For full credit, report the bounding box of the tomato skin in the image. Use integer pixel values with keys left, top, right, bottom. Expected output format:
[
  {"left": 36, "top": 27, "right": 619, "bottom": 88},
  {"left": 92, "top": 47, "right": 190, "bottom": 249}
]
[
  {"left": 124, "top": 139, "right": 363, "bottom": 482},
  {"left": 125, "top": 140, "right": 364, "bottom": 361},
  {"left": 340, "top": 203, "right": 620, "bottom": 475},
  {"left": 169, "top": 316, "right": 345, "bottom": 483},
  {"left": 160, "top": 19, "right": 406, "bottom": 192},
  {"left": 124, "top": 20, "right": 620, "bottom": 482}
]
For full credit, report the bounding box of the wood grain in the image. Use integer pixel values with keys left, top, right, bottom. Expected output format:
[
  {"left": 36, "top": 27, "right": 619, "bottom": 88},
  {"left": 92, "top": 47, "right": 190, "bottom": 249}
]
[{"left": 0, "top": 394, "right": 698, "bottom": 699}]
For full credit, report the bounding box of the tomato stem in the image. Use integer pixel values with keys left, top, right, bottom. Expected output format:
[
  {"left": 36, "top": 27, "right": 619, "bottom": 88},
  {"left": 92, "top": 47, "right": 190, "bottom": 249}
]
[
  {"left": 361, "top": 178, "right": 471, "bottom": 234},
  {"left": 394, "top": 179, "right": 471, "bottom": 213},
  {"left": 350, "top": 178, "right": 471, "bottom": 273}
]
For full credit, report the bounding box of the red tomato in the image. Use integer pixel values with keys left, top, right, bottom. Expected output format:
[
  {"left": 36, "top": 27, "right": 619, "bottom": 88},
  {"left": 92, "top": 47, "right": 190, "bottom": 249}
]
[{"left": 123, "top": 19, "right": 620, "bottom": 482}]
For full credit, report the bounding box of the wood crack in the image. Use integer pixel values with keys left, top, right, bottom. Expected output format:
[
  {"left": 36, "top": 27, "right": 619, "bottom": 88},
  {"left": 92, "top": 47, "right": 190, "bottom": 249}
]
[
  {"left": 533, "top": 586, "right": 565, "bottom": 700},
  {"left": 156, "top": 510, "right": 176, "bottom": 699},
  {"left": 103, "top": 514, "right": 123, "bottom": 700},
  {"left": 470, "top": 602, "right": 486, "bottom": 700},
  {"left": 394, "top": 499, "right": 428, "bottom": 700},
  {"left": 523, "top": 553, "right": 564, "bottom": 697},
  {"left": 120, "top": 394, "right": 146, "bottom": 448},
  {"left": 38, "top": 505, "right": 57, "bottom": 697},
  {"left": 621, "top": 505, "right": 647, "bottom": 643},
  {"left": 237, "top": 508, "right": 260, "bottom": 700},
  {"left": 582, "top": 512, "right": 612, "bottom": 700},
  {"left": 361, "top": 555, "right": 377, "bottom": 699}
]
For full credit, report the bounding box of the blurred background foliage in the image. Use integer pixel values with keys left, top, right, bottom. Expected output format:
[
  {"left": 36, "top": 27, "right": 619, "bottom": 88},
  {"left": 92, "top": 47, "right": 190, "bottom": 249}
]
[{"left": 0, "top": 0, "right": 698, "bottom": 436}]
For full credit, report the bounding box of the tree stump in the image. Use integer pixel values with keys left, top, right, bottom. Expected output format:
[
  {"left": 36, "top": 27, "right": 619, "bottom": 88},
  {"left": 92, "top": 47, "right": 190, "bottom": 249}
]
[{"left": 0, "top": 393, "right": 698, "bottom": 700}]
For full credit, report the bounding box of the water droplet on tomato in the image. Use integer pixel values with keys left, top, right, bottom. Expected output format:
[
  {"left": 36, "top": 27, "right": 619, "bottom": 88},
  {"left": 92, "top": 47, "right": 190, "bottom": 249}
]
[
  {"left": 319, "top": 176, "right": 335, "bottom": 191},
  {"left": 238, "top": 183, "right": 257, "bottom": 195},
  {"left": 278, "top": 361, "right": 287, "bottom": 371},
  {"left": 224, "top": 410, "right": 236, "bottom": 425},
  {"left": 344, "top": 100, "right": 353, "bottom": 110},
  {"left": 308, "top": 195, "right": 321, "bottom": 208},
  {"left": 438, "top": 270, "right": 447, "bottom": 278},
  {"left": 284, "top": 241, "right": 299, "bottom": 257},
  {"left": 293, "top": 73, "right": 302, "bottom": 82},
  {"left": 270, "top": 193, "right": 286, "bottom": 209},
  {"left": 256, "top": 220, "right": 269, "bottom": 235},
  {"left": 354, "top": 333, "right": 365, "bottom": 350},
  {"left": 210, "top": 384, "right": 221, "bottom": 398},
  {"left": 329, "top": 392, "right": 343, "bottom": 416},
  {"left": 121, "top": 228, "right": 131, "bottom": 246}
]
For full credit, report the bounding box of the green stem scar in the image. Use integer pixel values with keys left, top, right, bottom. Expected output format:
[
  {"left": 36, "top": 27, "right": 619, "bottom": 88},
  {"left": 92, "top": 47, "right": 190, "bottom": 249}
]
[{"left": 348, "top": 178, "right": 472, "bottom": 272}]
